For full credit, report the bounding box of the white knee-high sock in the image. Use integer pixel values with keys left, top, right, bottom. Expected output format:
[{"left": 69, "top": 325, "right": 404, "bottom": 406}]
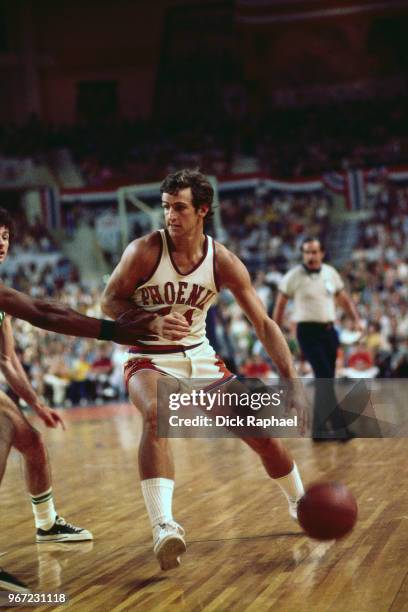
[
  {"left": 274, "top": 463, "right": 304, "bottom": 503},
  {"left": 30, "top": 487, "right": 57, "bottom": 530},
  {"left": 141, "top": 478, "right": 174, "bottom": 527}
]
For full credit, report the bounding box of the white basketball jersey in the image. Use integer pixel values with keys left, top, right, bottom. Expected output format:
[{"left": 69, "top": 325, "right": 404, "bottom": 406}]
[{"left": 131, "top": 230, "right": 218, "bottom": 347}]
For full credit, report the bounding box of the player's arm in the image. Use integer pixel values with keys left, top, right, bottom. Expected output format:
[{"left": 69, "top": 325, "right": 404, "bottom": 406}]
[
  {"left": 335, "top": 289, "right": 364, "bottom": 331},
  {"left": 0, "top": 316, "right": 43, "bottom": 406},
  {"left": 0, "top": 317, "right": 64, "bottom": 429},
  {"left": 216, "top": 246, "right": 297, "bottom": 378},
  {"left": 101, "top": 235, "right": 156, "bottom": 319},
  {"left": 272, "top": 292, "right": 289, "bottom": 328},
  {"left": 0, "top": 283, "right": 154, "bottom": 345},
  {"left": 102, "top": 234, "right": 189, "bottom": 340}
]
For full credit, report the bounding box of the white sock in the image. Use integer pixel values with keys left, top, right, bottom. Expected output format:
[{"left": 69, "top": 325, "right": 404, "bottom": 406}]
[
  {"left": 141, "top": 478, "right": 174, "bottom": 527},
  {"left": 30, "top": 487, "right": 57, "bottom": 530},
  {"left": 274, "top": 463, "right": 304, "bottom": 503}
]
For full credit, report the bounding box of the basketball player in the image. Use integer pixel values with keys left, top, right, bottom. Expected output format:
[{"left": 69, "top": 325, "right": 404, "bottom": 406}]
[
  {"left": 102, "top": 169, "right": 307, "bottom": 571},
  {"left": 0, "top": 210, "right": 155, "bottom": 591}
]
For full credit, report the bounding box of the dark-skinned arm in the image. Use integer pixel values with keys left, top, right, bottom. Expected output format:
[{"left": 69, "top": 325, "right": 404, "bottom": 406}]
[{"left": 0, "top": 283, "right": 153, "bottom": 345}]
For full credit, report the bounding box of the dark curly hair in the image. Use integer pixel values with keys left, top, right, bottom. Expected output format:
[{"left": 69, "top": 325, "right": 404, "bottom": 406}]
[
  {"left": 0, "top": 208, "right": 15, "bottom": 242},
  {"left": 160, "top": 169, "right": 214, "bottom": 216}
]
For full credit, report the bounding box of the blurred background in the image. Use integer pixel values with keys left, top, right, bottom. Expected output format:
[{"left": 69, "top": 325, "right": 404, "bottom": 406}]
[{"left": 1, "top": 0, "right": 408, "bottom": 409}]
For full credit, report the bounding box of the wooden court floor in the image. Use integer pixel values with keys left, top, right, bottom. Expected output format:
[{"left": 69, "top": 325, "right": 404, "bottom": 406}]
[{"left": 0, "top": 404, "right": 407, "bottom": 612}]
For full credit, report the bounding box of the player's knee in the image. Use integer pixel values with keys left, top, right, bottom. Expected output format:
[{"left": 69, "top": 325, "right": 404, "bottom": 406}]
[
  {"left": 141, "top": 401, "right": 159, "bottom": 431},
  {"left": 14, "top": 426, "right": 44, "bottom": 455}
]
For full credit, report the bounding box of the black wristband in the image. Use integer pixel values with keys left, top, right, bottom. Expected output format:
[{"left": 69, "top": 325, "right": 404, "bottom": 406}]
[{"left": 98, "top": 319, "right": 116, "bottom": 341}]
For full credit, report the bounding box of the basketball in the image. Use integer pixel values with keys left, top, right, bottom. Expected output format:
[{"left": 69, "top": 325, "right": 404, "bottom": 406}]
[{"left": 297, "top": 482, "right": 358, "bottom": 541}]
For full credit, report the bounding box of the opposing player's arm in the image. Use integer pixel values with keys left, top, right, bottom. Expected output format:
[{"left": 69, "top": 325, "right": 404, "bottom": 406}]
[
  {"left": 0, "top": 316, "right": 65, "bottom": 428},
  {"left": 272, "top": 292, "right": 289, "bottom": 328},
  {"left": 0, "top": 283, "right": 154, "bottom": 345},
  {"left": 0, "top": 316, "right": 38, "bottom": 405},
  {"left": 216, "top": 245, "right": 297, "bottom": 378}
]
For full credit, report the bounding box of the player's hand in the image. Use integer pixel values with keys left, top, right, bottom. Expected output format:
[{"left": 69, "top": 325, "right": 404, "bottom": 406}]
[
  {"left": 284, "top": 380, "right": 310, "bottom": 436},
  {"left": 114, "top": 308, "right": 190, "bottom": 342},
  {"left": 114, "top": 309, "right": 160, "bottom": 343},
  {"left": 151, "top": 312, "right": 190, "bottom": 341},
  {"left": 32, "top": 402, "right": 66, "bottom": 430}
]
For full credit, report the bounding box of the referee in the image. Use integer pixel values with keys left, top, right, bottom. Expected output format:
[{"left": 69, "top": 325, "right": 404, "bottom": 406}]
[{"left": 273, "top": 237, "right": 364, "bottom": 441}]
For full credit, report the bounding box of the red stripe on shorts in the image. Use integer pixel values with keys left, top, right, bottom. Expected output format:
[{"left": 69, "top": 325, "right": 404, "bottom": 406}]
[
  {"left": 203, "top": 355, "right": 235, "bottom": 391},
  {"left": 124, "top": 358, "right": 165, "bottom": 390},
  {"left": 215, "top": 355, "right": 233, "bottom": 378}
]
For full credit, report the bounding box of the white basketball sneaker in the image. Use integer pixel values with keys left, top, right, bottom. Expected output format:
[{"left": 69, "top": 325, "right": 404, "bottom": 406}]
[{"left": 153, "top": 521, "right": 186, "bottom": 571}]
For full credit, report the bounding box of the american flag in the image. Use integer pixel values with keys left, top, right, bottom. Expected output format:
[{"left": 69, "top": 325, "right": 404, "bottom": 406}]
[
  {"left": 322, "top": 170, "right": 366, "bottom": 210},
  {"left": 40, "top": 186, "right": 62, "bottom": 229},
  {"left": 322, "top": 167, "right": 389, "bottom": 210}
]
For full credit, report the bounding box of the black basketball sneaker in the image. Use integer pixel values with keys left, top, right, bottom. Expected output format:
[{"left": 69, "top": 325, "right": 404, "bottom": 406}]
[
  {"left": 0, "top": 568, "right": 30, "bottom": 593},
  {"left": 36, "top": 516, "right": 93, "bottom": 542}
]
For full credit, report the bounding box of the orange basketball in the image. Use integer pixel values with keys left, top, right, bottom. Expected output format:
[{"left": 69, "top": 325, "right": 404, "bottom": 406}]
[{"left": 297, "top": 482, "right": 358, "bottom": 541}]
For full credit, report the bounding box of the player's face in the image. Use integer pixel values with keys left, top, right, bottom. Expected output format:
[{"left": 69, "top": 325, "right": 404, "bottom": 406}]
[
  {"left": 0, "top": 225, "right": 10, "bottom": 263},
  {"left": 302, "top": 240, "right": 324, "bottom": 270},
  {"left": 162, "top": 188, "right": 208, "bottom": 237}
]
